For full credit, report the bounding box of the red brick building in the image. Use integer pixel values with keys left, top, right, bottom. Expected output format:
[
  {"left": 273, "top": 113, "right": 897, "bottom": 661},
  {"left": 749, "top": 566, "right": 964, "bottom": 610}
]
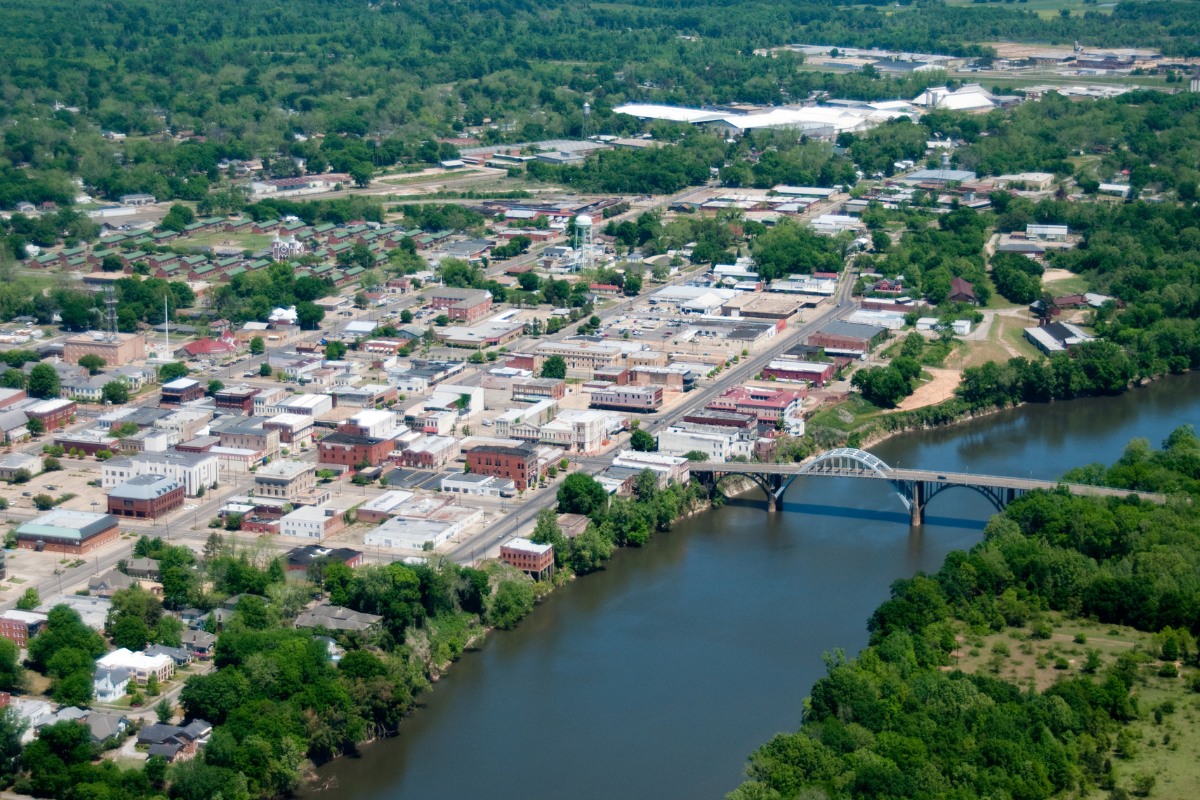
[
  {"left": 0, "top": 610, "right": 47, "bottom": 647},
  {"left": 428, "top": 288, "right": 493, "bottom": 323},
  {"left": 213, "top": 384, "right": 260, "bottom": 414},
  {"left": 15, "top": 509, "right": 120, "bottom": 555},
  {"left": 107, "top": 474, "right": 186, "bottom": 520},
  {"left": 26, "top": 398, "right": 76, "bottom": 432},
  {"left": 160, "top": 378, "right": 205, "bottom": 406},
  {"left": 761, "top": 361, "right": 835, "bottom": 387},
  {"left": 707, "top": 386, "right": 804, "bottom": 422},
  {"left": 318, "top": 432, "right": 393, "bottom": 468},
  {"left": 500, "top": 539, "right": 554, "bottom": 580},
  {"left": 465, "top": 442, "right": 538, "bottom": 491}
]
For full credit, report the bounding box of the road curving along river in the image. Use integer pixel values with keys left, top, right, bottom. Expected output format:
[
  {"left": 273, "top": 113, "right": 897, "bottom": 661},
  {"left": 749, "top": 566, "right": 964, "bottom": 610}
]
[{"left": 308, "top": 373, "right": 1200, "bottom": 800}]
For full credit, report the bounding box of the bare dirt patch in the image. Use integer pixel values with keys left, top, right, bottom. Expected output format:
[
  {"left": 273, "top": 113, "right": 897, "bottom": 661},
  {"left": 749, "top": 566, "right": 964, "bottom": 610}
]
[{"left": 894, "top": 368, "right": 962, "bottom": 411}]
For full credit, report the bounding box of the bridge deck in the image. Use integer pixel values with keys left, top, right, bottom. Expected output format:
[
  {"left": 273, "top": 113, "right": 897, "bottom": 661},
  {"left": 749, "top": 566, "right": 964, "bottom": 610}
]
[{"left": 689, "top": 463, "right": 1172, "bottom": 505}]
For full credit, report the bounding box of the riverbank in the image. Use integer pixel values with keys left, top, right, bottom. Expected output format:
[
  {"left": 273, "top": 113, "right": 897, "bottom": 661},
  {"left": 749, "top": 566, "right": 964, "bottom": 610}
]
[{"left": 303, "top": 373, "right": 1200, "bottom": 800}]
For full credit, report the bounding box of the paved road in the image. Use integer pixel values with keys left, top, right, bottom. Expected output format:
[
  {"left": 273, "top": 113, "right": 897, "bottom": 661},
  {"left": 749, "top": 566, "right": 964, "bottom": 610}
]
[{"left": 444, "top": 266, "right": 859, "bottom": 562}]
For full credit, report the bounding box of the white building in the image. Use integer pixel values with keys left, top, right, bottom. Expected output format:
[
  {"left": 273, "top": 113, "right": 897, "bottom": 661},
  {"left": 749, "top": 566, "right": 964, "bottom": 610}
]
[
  {"left": 440, "top": 473, "right": 516, "bottom": 497},
  {"left": 35, "top": 595, "right": 111, "bottom": 630},
  {"left": 610, "top": 450, "right": 691, "bottom": 485},
  {"left": 344, "top": 408, "right": 397, "bottom": 438},
  {"left": 364, "top": 517, "right": 455, "bottom": 551},
  {"left": 280, "top": 393, "right": 334, "bottom": 417},
  {"left": 424, "top": 384, "right": 484, "bottom": 418},
  {"left": 281, "top": 504, "right": 345, "bottom": 539},
  {"left": 102, "top": 451, "right": 219, "bottom": 497},
  {"left": 96, "top": 647, "right": 174, "bottom": 684},
  {"left": 253, "top": 387, "right": 292, "bottom": 417},
  {"left": 94, "top": 666, "right": 131, "bottom": 703},
  {"left": 358, "top": 490, "right": 416, "bottom": 519}
]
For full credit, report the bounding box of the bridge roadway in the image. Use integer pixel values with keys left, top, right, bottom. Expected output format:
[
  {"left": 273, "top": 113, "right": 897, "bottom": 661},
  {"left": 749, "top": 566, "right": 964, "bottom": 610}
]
[{"left": 689, "top": 453, "right": 1173, "bottom": 525}]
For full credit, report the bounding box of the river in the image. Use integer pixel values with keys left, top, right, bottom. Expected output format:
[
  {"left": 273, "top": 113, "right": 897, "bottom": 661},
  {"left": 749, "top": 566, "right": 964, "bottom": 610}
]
[{"left": 308, "top": 373, "right": 1200, "bottom": 800}]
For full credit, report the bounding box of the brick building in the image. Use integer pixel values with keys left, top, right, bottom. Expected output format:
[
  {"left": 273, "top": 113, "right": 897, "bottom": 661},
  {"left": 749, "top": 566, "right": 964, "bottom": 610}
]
[
  {"left": 464, "top": 442, "right": 538, "bottom": 491},
  {"left": 318, "top": 432, "right": 392, "bottom": 468},
  {"left": 160, "top": 378, "right": 205, "bottom": 406},
  {"left": 63, "top": 332, "right": 146, "bottom": 367},
  {"left": 428, "top": 287, "right": 493, "bottom": 323},
  {"left": 213, "top": 384, "right": 260, "bottom": 413},
  {"left": 25, "top": 398, "right": 77, "bottom": 432},
  {"left": 761, "top": 360, "right": 835, "bottom": 387},
  {"left": 500, "top": 539, "right": 554, "bottom": 580},
  {"left": 107, "top": 474, "right": 185, "bottom": 520},
  {"left": 707, "top": 386, "right": 803, "bottom": 422},
  {"left": 15, "top": 509, "right": 120, "bottom": 555},
  {"left": 253, "top": 460, "right": 317, "bottom": 502},
  {"left": 511, "top": 377, "right": 567, "bottom": 403},
  {"left": 0, "top": 610, "right": 47, "bottom": 647},
  {"left": 807, "top": 320, "right": 887, "bottom": 353},
  {"left": 589, "top": 385, "right": 663, "bottom": 412}
]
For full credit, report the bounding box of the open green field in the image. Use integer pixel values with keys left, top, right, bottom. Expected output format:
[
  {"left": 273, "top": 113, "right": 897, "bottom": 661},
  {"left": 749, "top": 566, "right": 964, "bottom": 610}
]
[
  {"left": 182, "top": 231, "right": 274, "bottom": 251},
  {"left": 808, "top": 393, "right": 885, "bottom": 433},
  {"left": 1045, "top": 273, "right": 1091, "bottom": 295},
  {"left": 954, "top": 612, "right": 1200, "bottom": 800}
]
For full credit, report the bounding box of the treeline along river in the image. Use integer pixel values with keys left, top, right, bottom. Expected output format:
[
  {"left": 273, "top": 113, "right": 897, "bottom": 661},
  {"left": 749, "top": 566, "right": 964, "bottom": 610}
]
[{"left": 306, "top": 372, "right": 1200, "bottom": 800}]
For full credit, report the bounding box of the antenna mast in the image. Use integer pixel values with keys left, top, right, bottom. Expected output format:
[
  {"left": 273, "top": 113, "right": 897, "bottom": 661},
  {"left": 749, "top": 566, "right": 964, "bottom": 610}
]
[{"left": 104, "top": 287, "right": 119, "bottom": 342}]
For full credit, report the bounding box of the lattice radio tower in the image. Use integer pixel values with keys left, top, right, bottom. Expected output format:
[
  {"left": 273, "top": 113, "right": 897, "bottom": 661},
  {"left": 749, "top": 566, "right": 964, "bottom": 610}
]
[{"left": 104, "top": 287, "right": 119, "bottom": 342}]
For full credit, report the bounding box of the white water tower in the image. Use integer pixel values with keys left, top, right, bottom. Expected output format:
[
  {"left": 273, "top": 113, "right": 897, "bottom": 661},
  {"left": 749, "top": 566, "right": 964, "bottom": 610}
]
[
  {"left": 575, "top": 215, "right": 594, "bottom": 272},
  {"left": 583, "top": 101, "right": 591, "bottom": 138}
]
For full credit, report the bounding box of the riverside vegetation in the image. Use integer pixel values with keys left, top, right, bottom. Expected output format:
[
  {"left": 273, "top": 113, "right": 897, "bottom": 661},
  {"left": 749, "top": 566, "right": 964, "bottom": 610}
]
[
  {"left": 730, "top": 426, "right": 1200, "bottom": 800},
  {"left": 0, "top": 468, "right": 705, "bottom": 799}
]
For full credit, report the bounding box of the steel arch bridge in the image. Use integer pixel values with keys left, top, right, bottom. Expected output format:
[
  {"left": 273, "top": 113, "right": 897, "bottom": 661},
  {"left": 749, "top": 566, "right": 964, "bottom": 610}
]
[{"left": 689, "top": 448, "right": 1168, "bottom": 524}]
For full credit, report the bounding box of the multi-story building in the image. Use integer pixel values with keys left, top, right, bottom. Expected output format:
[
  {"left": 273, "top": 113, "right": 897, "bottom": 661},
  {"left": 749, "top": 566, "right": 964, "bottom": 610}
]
[
  {"left": 107, "top": 475, "right": 185, "bottom": 520},
  {"left": 280, "top": 505, "right": 346, "bottom": 540},
  {"left": 159, "top": 378, "right": 205, "bottom": 406},
  {"left": 213, "top": 384, "right": 260, "bottom": 413},
  {"left": 761, "top": 361, "right": 834, "bottom": 387},
  {"left": 0, "top": 610, "right": 47, "bottom": 647},
  {"left": 428, "top": 287, "right": 493, "bottom": 323},
  {"left": 152, "top": 409, "right": 213, "bottom": 443},
  {"left": 533, "top": 342, "right": 623, "bottom": 376},
  {"left": 252, "top": 387, "right": 291, "bottom": 417},
  {"left": 15, "top": 509, "right": 120, "bottom": 555},
  {"left": 707, "top": 386, "right": 803, "bottom": 423},
  {"left": 807, "top": 320, "right": 886, "bottom": 353},
  {"left": 399, "top": 436, "right": 460, "bottom": 469},
  {"left": 253, "top": 460, "right": 317, "bottom": 502},
  {"left": 97, "top": 648, "right": 174, "bottom": 685},
  {"left": 589, "top": 385, "right": 663, "bottom": 412},
  {"left": 102, "top": 451, "right": 219, "bottom": 497},
  {"left": 500, "top": 539, "right": 554, "bottom": 580},
  {"left": 338, "top": 409, "right": 396, "bottom": 439},
  {"left": 464, "top": 442, "right": 538, "bottom": 491},
  {"left": 25, "top": 398, "right": 76, "bottom": 433},
  {"left": 63, "top": 332, "right": 146, "bottom": 367},
  {"left": 330, "top": 384, "right": 396, "bottom": 408},
  {"left": 53, "top": 430, "right": 119, "bottom": 456},
  {"left": 279, "top": 392, "right": 334, "bottom": 417},
  {"left": 318, "top": 432, "right": 392, "bottom": 468},
  {"left": 511, "top": 377, "right": 567, "bottom": 403},
  {"left": 212, "top": 419, "right": 280, "bottom": 463},
  {"left": 262, "top": 413, "right": 313, "bottom": 446}
]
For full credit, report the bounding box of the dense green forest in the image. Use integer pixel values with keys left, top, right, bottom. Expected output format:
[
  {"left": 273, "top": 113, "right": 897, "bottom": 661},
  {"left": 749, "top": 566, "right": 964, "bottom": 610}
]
[
  {"left": 730, "top": 429, "right": 1200, "bottom": 800},
  {"left": 1, "top": 0, "right": 1198, "bottom": 209}
]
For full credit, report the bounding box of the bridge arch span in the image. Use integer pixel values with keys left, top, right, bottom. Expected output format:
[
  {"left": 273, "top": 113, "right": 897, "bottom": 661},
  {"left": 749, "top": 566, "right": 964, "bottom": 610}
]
[{"left": 797, "top": 448, "right": 894, "bottom": 479}]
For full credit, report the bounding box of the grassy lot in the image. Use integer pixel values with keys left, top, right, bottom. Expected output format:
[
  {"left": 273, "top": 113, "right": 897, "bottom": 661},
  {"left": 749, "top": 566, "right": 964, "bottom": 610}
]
[
  {"left": 808, "top": 393, "right": 885, "bottom": 433},
  {"left": 183, "top": 231, "right": 274, "bottom": 251},
  {"left": 953, "top": 613, "right": 1200, "bottom": 800},
  {"left": 1045, "top": 274, "right": 1091, "bottom": 295},
  {"left": 381, "top": 170, "right": 485, "bottom": 186},
  {"left": 958, "top": 313, "right": 1044, "bottom": 368}
]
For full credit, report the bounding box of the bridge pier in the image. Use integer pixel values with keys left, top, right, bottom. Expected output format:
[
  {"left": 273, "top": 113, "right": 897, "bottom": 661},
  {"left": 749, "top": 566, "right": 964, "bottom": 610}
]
[
  {"left": 910, "top": 481, "right": 926, "bottom": 526},
  {"left": 766, "top": 474, "right": 796, "bottom": 512}
]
